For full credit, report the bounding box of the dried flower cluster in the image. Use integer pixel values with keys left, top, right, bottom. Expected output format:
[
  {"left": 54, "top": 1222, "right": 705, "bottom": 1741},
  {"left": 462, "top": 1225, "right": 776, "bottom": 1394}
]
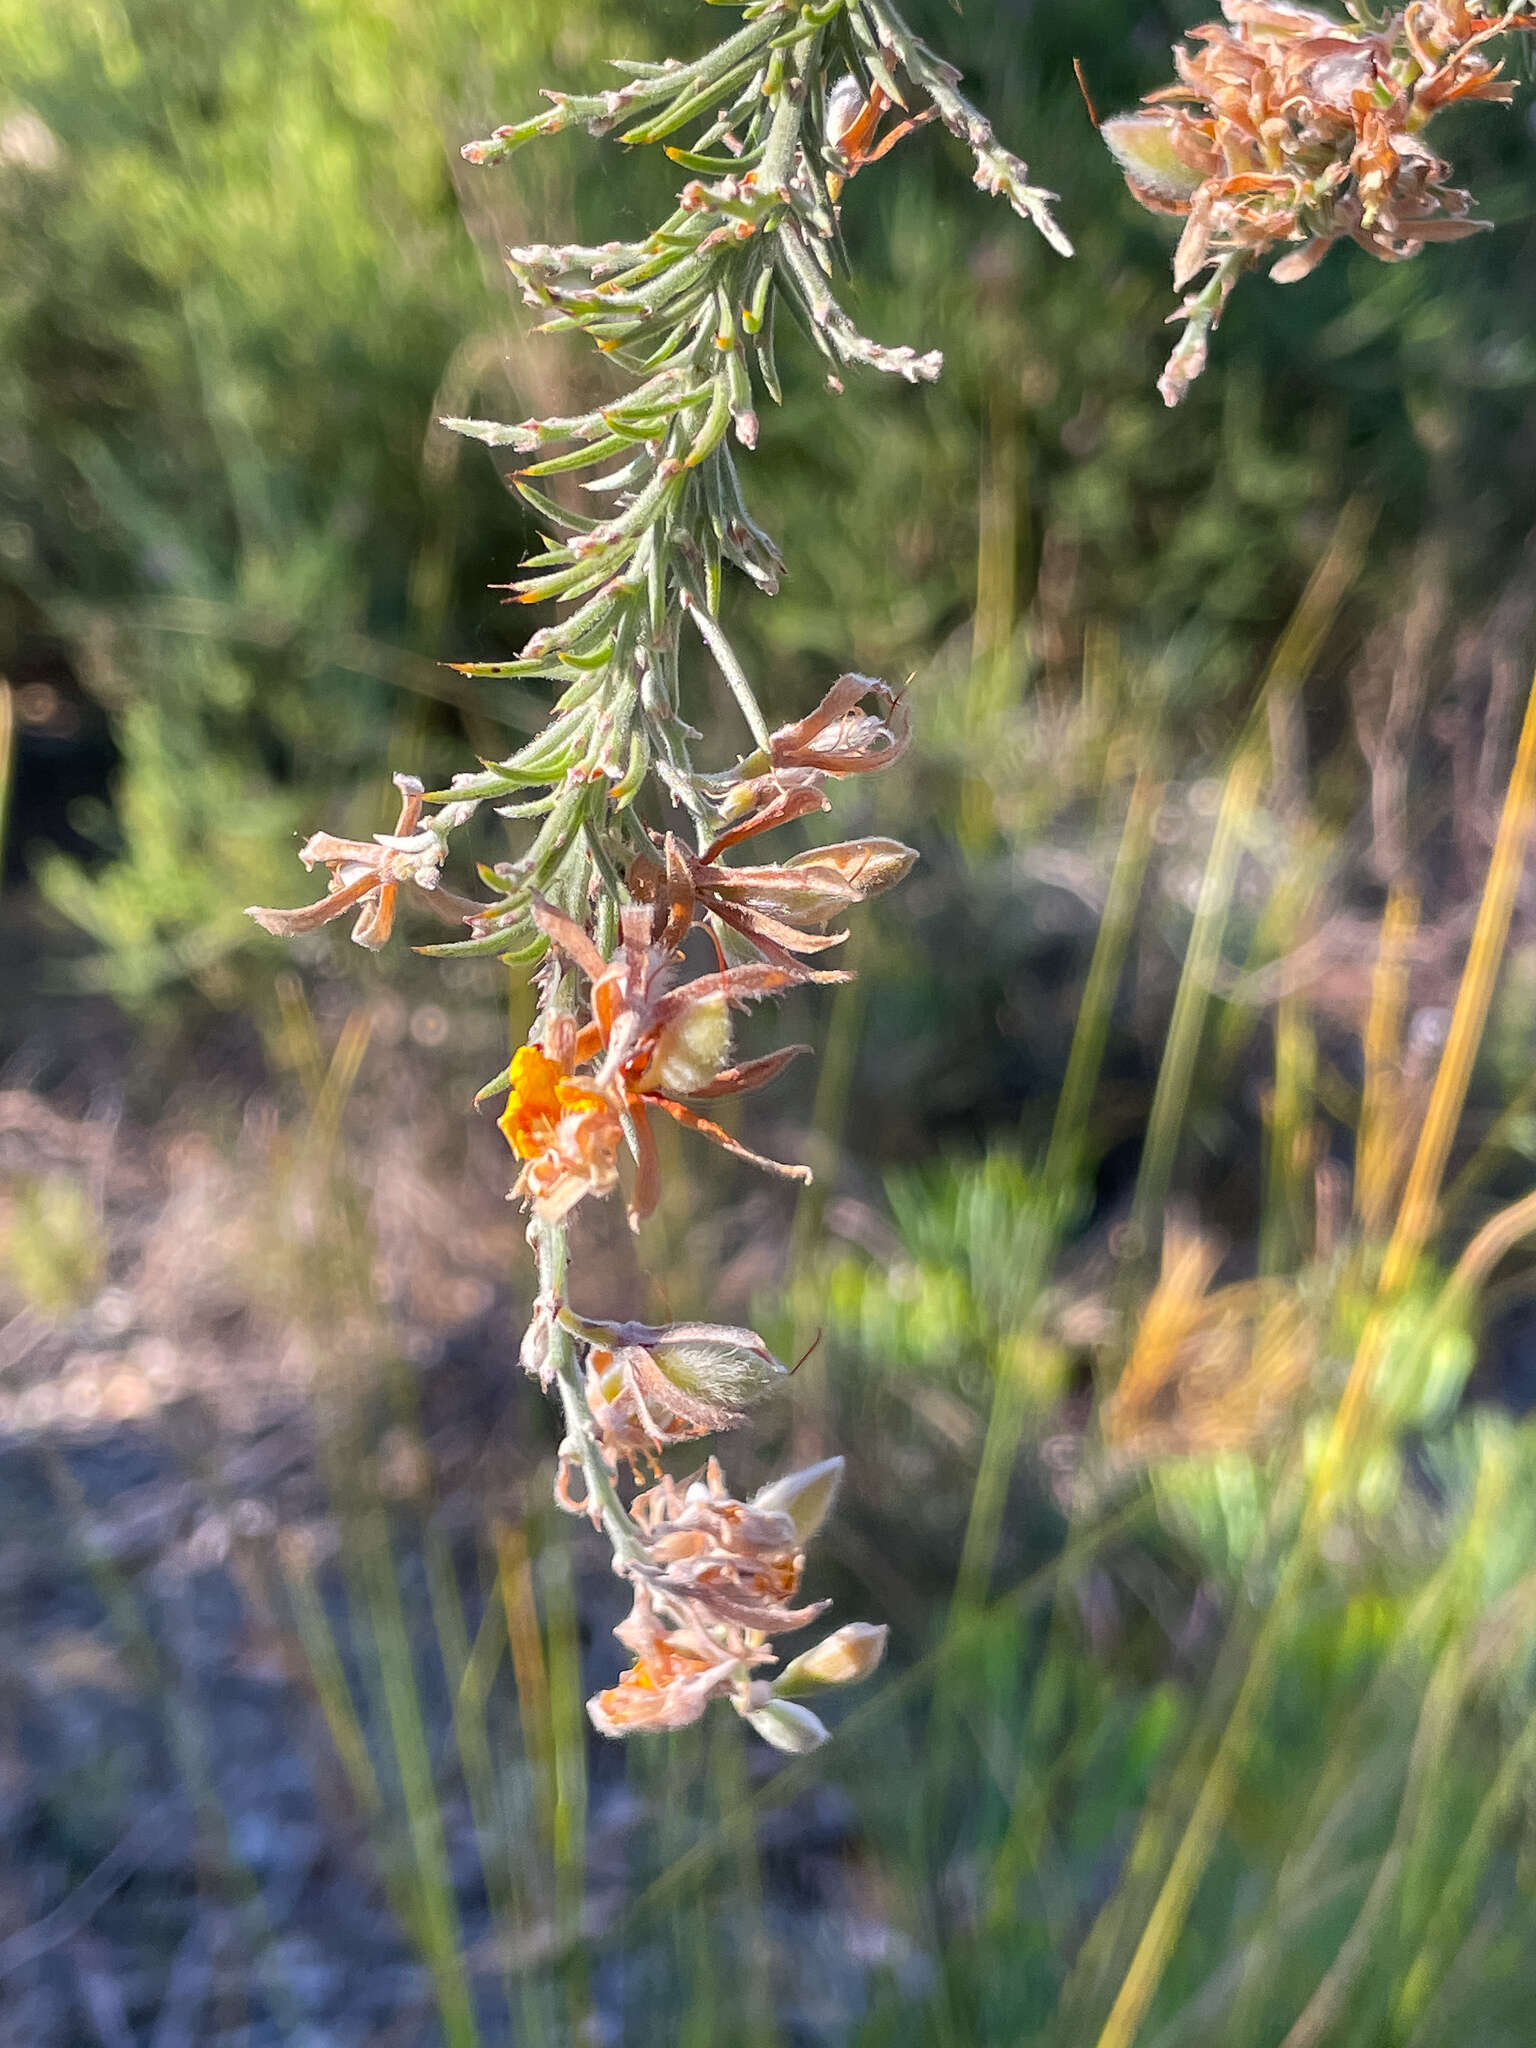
[
  {"left": 247, "top": 1, "right": 1068, "bottom": 1748},
  {"left": 1104, "top": 0, "right": 1536, "bottom": 403}
]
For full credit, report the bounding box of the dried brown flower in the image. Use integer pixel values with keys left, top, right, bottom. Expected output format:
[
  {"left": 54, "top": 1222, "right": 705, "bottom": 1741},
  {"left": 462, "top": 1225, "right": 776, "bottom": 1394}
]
[
  {"left": 630, "top": 828, "right": 918, "bottom": 973},
  {"left": 1105, "top": 0, "right": 1536, "bottom": 401},
  {"left": 587, "top": 1458, "right": 830, "bottom": 1738},
  {"left": 246, "top": 775, "right": 485, "bottom": 951}
]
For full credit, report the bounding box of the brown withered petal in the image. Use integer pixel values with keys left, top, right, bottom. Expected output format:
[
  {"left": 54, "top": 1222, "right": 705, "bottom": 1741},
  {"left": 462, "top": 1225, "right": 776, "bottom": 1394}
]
[
  {"left": 586, "top": 1586, "right": 750, "bottom": 1737},
  {"left": 767, "top": 672, "right": 911, "bottom": 777},
  {"left": 630, "top": 1458, "right": 826, "bottom": 1635},
  {"left": 247, "top": 775, "right": 487, "bottom": 951}
]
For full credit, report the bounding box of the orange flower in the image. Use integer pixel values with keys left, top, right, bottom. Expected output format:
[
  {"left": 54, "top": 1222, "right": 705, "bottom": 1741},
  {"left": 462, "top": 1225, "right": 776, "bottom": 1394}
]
[
  {"left": 497, "top": 1039, "right": 622, "bottom": 1222},
  {"left": 507, "top": 898, "right": 817, "bottom": 1227},
  {"left": 586, "top": 1586, "right": 748, "bottom": 1736}
]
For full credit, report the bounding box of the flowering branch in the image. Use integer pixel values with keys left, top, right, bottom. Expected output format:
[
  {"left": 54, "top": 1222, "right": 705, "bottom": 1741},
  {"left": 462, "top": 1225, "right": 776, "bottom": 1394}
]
[
  {"left": 1102, "top": 0, "right": 1536, "bottom": 404},
  {"left": 248, "top": 0, "right": 1067, "bottom": 1749}
]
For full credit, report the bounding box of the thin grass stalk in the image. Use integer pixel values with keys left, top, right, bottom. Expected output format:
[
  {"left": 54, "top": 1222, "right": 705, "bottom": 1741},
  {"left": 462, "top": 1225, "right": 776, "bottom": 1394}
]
[
  {"left": 540, "top": 1531, "right": 594, "bottom": 2029},
  {"left": 1132, "top": 749, "right": 1263, "bottom": 1244},
  {"left": 1260, "top": 982, "right": 1316, "bottom": 1276},
  {"left": 972, "top": 382, "right": 1022, "bottom": 683},
  {"left": 1381, "top": 666, "right": 1536, "bottom": 1289},
  {"left": 1222, "top": 1569, "right": 1472, "bottom": 2046},
  {"left": 1259, "top": 497, "right": 1375, "bottom": 809},
  {"left": 496, "top": 1520, "right": 557, "bottom": 1860},
  {"left": 946, "top": 768, "right": 1164, "bottom": 1641},
  {"left": 712, "top": 1713, "right": 781, "bottom": 2048},
  {"left": 1397, "top": 1903, "right": 1506, "bottom": 2048},
  {"left": 356, "top": 1507, "right": 480, "bottom": 2048},
  {"left": 422, "top": 1522, "right": 544, "bottom": 2045},
  {"left": 1390, "top": 1697, "right": 1536, "bottom": 2038},
  {"left": 1314, "top": 664, "right": 1536, "bottom": 1523},
  {"left": 1044, "top": 767, "right": 1162, "bottom": 1191},
  {"left": 1272, "top": 1635, "right": 1472, "bottom": 2048},
  {"left": 1355, "top": 883, "right": 1420, "bottom": 1242},
  {"left": 1087, "top": 1555, "right": 1299, "bottom": 2048},
  {"left": 785, "top": 929, "right": 867, "bottom": 1467}
]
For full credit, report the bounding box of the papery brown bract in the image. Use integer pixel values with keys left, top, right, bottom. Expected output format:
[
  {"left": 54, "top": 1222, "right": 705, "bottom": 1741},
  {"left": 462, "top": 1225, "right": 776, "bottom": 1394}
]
[
  {"left": 630, "top": 829, "right": 918, "bottom": 974},
  {"left": 631, "top": 1456, "right": 827, "bottom": 1634}
]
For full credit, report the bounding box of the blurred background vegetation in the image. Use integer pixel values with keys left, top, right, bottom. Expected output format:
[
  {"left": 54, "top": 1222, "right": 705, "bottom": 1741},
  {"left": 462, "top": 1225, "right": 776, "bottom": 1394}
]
[{"left": 7, "top": 1, "right": 1536, "bottom": 2043}]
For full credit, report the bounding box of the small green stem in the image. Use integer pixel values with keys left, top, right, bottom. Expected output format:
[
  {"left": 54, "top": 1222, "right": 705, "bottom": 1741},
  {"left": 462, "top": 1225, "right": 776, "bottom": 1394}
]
[{"left": 532, "top": 1217, "right": 648, "bottom": 1571}]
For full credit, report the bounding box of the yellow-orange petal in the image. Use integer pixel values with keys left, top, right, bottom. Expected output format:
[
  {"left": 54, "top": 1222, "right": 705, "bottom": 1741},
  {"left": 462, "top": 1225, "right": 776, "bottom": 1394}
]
[{"left": 498, "top": 1043, "right": 566, "bottom": 1159}]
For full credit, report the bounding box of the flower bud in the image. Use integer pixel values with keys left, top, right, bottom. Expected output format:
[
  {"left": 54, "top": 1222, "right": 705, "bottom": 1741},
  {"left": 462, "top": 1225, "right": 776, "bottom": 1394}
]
[
  {"left": 742, "top": 1698, "right": 830, "bottom": 1755},
  {"left": 787, "top": 839, "right": 918, "bottom": 904},
  {"left": 645, "top": 1322, "right": 787, "bottom": 1409},
  {"left": 1101, "top": 113, "right": 1203, "bottom": 205},
  {"left": 638, "top": 986, "right": 732, "bottom": 1097},
  {"left": 772, "top": 1623, "right": 888, "bottom": 1698},
  {"left": 565, "top": 1313, "right": 787, "bottom": 1412},
  {"left": 752, "top": 1456, "right": 843, "bottom": 1543}
]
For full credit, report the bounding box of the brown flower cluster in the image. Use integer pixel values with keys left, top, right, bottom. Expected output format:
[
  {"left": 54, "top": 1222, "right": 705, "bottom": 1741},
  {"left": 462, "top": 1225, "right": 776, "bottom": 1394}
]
[
  {"left": 588, "top": 1455, "right": 883, "bottom": 1746},
  {"left": 536, "top": 1309, "right": 883, "bottom": 1746},
  {"left": 1104, "top": 1, "right": 1536, "bottom": 401}
]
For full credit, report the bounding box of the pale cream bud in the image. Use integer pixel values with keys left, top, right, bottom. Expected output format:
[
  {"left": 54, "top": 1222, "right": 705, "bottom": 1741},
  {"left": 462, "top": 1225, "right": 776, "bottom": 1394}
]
[
  {"left": 772, "top": 1622, "right": 888, "bottom": 1698},
  {"left": 752, "top": 1456, "right": 843, "bottom": 1543},
  {"left": 636, "top": 987, "right": 732, "bottom": 1096},
  {"left": 742, "top": 1697, "right": 830, "bottom": 1755}
]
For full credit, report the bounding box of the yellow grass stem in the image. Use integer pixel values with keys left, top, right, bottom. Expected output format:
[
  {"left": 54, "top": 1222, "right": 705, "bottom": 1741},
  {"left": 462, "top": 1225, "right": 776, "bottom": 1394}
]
[
  {"left": 1314, "top": 661, "right": 1536, "bottom": 1519},
  {"left": 497, "top": 1520, "right": 557, "bottom": 1855},
  {"left": 1355, "top": 884, "right": 1419, "bottom": 1241},
  {"left": 1380, "top": 664, "right": 1536, "bottom": 1291},
  {"left": 1090, "top": 1562, "right": 1296, "bottom": 2048},
  {"left": 1045, "top": 767, "right": 1162, "bottom": 1190}
]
